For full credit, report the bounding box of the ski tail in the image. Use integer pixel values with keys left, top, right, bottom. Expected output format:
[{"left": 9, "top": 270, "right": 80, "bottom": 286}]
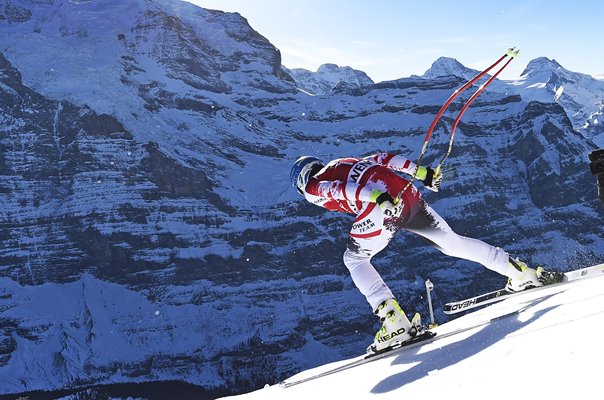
[{"left": 280, "top": 329, "right": 437, "bottom": 388}]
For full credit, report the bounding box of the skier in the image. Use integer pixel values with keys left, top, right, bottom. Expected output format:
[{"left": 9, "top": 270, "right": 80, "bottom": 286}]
[{"left": 290, "top": 153, "right": 553, "bottom": 353}]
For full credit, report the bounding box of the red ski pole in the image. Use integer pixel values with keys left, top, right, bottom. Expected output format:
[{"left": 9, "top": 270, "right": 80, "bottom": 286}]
[
  {"left": 396, "top": 47, "right": 519, "bottom": 201},
  {"left": 435, "top": 51, "right": 518, "bottom": 177}
]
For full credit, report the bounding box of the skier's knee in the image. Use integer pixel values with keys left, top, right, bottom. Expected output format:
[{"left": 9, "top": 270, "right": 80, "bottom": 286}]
[
  {"left": 343, "top": 249, "right": 355, "bottom": 267},
  {"left": 343, "top": 249, "right": 368, "bottom": 271}
]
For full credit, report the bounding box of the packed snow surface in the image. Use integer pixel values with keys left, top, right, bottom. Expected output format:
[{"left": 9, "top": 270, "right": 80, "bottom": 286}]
[{"left": 223, "top": 272, "right": 604, "bottom": 400}]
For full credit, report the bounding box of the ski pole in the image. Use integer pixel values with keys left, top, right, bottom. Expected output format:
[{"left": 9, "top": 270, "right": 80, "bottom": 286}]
[
  {"left": 395, "top": 47, "right": 518, "bottom": 203},
  {"left": 425, "top": 279, "right": 437, "bottom": 328},
  {"left": 434, "top": 49, "right": 519, "bottom": 177}
]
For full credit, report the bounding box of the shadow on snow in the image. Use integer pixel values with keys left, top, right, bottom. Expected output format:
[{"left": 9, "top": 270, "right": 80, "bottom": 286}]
[{"left": 371, "top": 293, "right": 558, "bottom": 394}]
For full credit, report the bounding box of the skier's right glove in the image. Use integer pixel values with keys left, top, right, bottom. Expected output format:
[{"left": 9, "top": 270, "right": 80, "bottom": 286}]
[
  {"left": 370, "top": 190, "right": 403, "bottom": 218},
  {"left": 416, "top": 166, "right": 442, "bottom": 192}
]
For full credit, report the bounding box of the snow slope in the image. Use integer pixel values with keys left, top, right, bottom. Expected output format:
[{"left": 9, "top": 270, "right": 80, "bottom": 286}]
[{"left": 223, "top": 270, "right": 604, "bottom": 400}]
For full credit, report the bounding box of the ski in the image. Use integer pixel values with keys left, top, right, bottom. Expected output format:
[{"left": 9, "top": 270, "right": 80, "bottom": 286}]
[
  {"left": 444, "top": 263, "right": 604, "bottom": 315},
  {"left": 279, "top": 330, "right": 436, "bottom": 388},
  {"left": 444, "top": 287, "right": 512, "bottom": 314},
  {"left": 279, "top": 304, "right": 530, "bottom": 389},
  {"left": 367, "top": 330, "right": 437, "bottom": 357}
]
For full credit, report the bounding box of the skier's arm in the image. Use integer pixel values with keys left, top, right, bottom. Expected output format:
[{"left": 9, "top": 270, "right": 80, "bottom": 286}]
[
  {"left": 305, "top": 176, "right": 403, "bottom": 217},
  {"left": 366, "top": 152, "right": 442, "bottom": 191},
  {"left": 305, "top": 178, "right": 375, "bottom": 203},
  {"left": 365, "top": 153, "right": 417, "bottom": 175}
]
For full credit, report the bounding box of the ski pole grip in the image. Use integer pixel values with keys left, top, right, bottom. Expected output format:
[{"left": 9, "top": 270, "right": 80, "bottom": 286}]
[
  {"left": 589, "top": 149, "right": 604, "bottom": 205},
  {"left": 506, "top": 47, "right": 520, "bottom": 58}
]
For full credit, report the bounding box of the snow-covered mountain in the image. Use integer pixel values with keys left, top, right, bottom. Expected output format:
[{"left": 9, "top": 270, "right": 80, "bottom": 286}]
[
  {"left": 223, "top": 270, "right": 604, "bottom": 400},
  {"left": 0, "top": 0, "right": 603, "bottom": 398},
  {"left": 420, "top": 56, "right": 604, "bottom": 146},
  {"left": 285, "top": 63, "right": 374, "bottom": 95},
  {"left": 421, "top": 56, "right": 481, "bottom": 81},
  {"left": 509, "top": 57, "right": 604, "bottom": 144}
]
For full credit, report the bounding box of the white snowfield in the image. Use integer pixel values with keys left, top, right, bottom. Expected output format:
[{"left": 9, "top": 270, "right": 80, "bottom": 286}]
[{"left": 222, "top": 268, "right": 604, "bottom": 400}]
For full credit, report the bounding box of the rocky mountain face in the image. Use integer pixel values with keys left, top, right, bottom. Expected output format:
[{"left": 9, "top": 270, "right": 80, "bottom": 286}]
[
  {"left": 512, "top": 57, "right": 604, "bottom": 144},
  {"left": 286, "top": 63, "right": 374, "bottom": 95},
  {"left": 0, "top": 0, "right": 603, "bottom": 398}
]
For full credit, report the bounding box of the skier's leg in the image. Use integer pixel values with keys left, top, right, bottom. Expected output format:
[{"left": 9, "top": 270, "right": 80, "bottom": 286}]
[
  {"left": 343, "top": 203, "right": 394, "bottom": 311},
  {"left": 344, "top": 203, "right": 421, "bottom": 352},
  {"left": 406, "top": 201, "right": 553, "bottom": 290},
  {"left": 404, "top": 200, "right": 515, "bottom": 277},
  {"left": 343, "top": 249, "right": 393, "bottom": 311}
]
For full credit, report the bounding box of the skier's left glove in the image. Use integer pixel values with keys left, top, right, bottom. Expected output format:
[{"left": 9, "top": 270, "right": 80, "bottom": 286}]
[
  {"left": 370, "top": 190, "right": 403, "bottom": 218},
  {"left": 416, "top": 166, "right": 442, "bottom": 192}
]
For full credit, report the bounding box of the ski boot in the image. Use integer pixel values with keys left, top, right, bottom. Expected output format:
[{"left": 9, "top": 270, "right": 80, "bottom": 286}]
[
  {"left": 506, "top": 258, "right": 563, "bottom": 292},
  {"left": 367, "top": 299, "right": 422, "bottom": 354}
]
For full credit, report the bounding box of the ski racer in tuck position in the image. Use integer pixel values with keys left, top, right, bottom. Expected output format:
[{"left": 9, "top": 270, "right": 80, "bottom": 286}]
[{"left": 290, "top": 153, "right": 557, "bottom": 353}]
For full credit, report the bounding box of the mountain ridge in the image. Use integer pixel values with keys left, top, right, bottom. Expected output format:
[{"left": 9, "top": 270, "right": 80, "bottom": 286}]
[{"left": 285, "top": 63, "right": 374, "bottom": 95}]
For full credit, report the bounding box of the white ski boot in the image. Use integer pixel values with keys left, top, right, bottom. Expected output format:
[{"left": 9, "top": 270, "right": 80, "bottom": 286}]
[
  {"left": 367, "top": 299, "right": 422, "bottom": 354},
  {"left": 505, "top": 258, "right": 558, "bottom": 292}
]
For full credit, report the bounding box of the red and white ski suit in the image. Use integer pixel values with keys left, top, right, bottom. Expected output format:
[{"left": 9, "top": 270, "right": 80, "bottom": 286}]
[{"left": 303, "top": 153, "right": 512, "bottom": 311}]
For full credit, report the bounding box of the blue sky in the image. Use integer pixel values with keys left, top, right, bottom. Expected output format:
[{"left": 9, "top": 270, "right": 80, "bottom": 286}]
[{"left": 190, "top": 0, "right": 602, "bottom": 82}]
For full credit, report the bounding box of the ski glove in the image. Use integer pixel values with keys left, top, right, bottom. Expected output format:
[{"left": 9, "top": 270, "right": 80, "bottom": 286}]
[
  {"left": 416, "top": 166, "right": 442, "bottom": 192},
  {"left": 370, "top": 190, "right": 403, "bottom": 218}
]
